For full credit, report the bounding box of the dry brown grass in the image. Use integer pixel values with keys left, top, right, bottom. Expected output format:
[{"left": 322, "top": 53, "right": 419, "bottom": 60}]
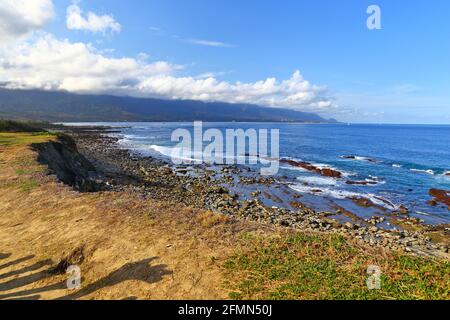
[{"left": 0, "top": 133, "right": 256, "bottom": 300}]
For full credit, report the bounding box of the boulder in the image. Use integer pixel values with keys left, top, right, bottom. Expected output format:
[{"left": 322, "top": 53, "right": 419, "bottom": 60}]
[
  {"left": 428, "top": 189, "right": 450, "bottom": 208},
  {"left": 399, "top": 205, "right": 409, "bottom": 215},
  {"left": 280, "top": 159, "right": 342, "bottom": 178}
]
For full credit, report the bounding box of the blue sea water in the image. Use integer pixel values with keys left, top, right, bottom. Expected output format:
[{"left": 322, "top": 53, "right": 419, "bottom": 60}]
[{"left": 65, "top": 122, "right": 450, "bottom": 223}]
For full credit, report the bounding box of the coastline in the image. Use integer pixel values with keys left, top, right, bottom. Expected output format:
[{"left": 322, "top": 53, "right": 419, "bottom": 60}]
[
  {"left": 60, "top": 125, "right": 449, "bottom": 259},
  {"left": 1, "top": 122, "right": 449, "bottom": 299}
]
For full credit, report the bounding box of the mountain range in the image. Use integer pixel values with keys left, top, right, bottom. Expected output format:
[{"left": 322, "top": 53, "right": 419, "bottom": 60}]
[{"left": 0, "top": 88, "right": 337, "bottom": 123}]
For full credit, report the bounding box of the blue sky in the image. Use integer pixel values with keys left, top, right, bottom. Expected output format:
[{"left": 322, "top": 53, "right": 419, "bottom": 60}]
[{"left": 1, "top": 0, "right": 449, "bottom": 123}]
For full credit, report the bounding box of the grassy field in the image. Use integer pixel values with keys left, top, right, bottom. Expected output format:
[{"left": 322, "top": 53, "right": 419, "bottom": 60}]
[
  {"left": 224, "top": 233, "right": 450, "bottom": 300},
  {"left": 0, "top": 124, "right": 449, "bottom": 300}
]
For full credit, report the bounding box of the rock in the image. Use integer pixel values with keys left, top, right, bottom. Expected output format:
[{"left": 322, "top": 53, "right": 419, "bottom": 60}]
[
  {"left": 279, "top": 159, "right": 342, "bottom": 178},
  {"left": 344, "top": 222, "right": 355, "bottom": 230},
  {"left": 161, "top": 167, "right": 173, "bottom": 175},
  {"left": 429, "top": 189, "right": 450, "bottom": 208},
  {"left": 50, "top": 245, "right": 85, "bottom": 275},
  {"left": 310, "top": 222, "right": 320, "bottom": 229},
  {"left": 280, "top": 220, "right": 290, "bottom": 227},
  {"left": 399, "top": 205, "right": 409, "bottom": 215},
  {"left": 250, "top": 191, "right": 261, "bottom": 198},
  {"left": 352, "top": 198, "right": 373, "bottom": 208},
  {"left": 290, "top": 201, "right": 304, "bottom": 209},
  {"left": 321, "top": 168, "right": 342, "bottom": 178}
]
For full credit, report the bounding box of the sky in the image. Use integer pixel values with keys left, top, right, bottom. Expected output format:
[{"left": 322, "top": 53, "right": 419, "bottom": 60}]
[{"left": 0, "top": 0, "right": 449, "bottom": 124}]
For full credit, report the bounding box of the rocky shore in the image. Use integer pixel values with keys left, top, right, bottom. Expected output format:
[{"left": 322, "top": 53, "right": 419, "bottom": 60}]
[{"left": 52, "top": 126, "right": 449, "bottom": 259}]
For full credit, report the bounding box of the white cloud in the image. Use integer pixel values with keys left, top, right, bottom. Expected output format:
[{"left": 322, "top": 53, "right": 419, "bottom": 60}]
[
  {"left": 0, "top": 0, "right": 55, "bottom": 43},
  {"left": 0, "top": 35, "right": 176, "bottom": 92},
  {"left": 149, "top": 26, "right": 161, "bottom": 32},
  {"left": 66, "top": 1, "right": 121, "bottom": 34},
  {"left": 186, "top": 38, "right": 235, "bottom": 48},
  {"left": 0, "top": 34, "right": 333, "bottom": 111},
  {"left": 196, "top": 71, "right": 230, "bottom": 79},
  {"left": 0, "top": 0, "right": 334, "bottom": 114}
]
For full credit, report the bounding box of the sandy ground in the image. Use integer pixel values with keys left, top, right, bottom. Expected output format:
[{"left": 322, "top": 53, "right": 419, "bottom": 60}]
[{"left": 0, "top": 134, "right": 262, "bottom": 300}]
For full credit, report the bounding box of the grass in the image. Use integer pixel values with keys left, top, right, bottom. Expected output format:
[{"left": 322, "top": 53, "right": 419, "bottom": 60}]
[
  {"left": 0, "top": 132, "right": 55, "bottom": 147},
  {"left": 0, "top": 128, "right": 52, "bottom": 195},
  {"left": 20, "top": 180, "right": 39, "bottom": 193},
  {"left": 0, "top": 120, "right": 55, "bottom": 147},
  {"left": 224, "top": 233, "right": 450, "bottom": 300}
]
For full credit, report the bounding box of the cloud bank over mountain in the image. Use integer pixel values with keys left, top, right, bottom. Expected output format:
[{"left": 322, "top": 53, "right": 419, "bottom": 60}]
[{"left": 0, "top": 0, "right": 335, "bottom": 112}]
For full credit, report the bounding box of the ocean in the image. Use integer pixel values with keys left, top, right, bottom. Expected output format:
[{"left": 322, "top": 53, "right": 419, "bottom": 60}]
[{"left": 64, "top": 122, "right": 450, "bottom": 224}]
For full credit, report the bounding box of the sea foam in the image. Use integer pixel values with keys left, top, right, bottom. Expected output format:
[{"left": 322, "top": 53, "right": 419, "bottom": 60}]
[{"left": 289, "top": 184, "right": 397, "bottom": 210}]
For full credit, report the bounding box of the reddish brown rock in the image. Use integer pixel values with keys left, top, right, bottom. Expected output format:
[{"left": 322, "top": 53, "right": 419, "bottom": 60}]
[
  {"left": 280, "top": 159, "right": 342, "bottom": 178},
  {"left": 321, "top": 168, "right": 342, "bottom": 178},
  {"left": 398, "top": 205, "right": 409, "bottom": 215},
  {"left": 351, "top": 197, "right": 373, "bottom": 208},
  {"left": 428, "top": 189, "right": 450, "bottom": 208},
  {"left": 290, "top": 201, "right": 304, "bottom": 209}
]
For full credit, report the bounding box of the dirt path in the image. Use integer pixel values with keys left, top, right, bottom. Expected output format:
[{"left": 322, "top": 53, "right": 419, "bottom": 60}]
[{"left": 0, "top": 133, "right": 258, "bottom": 300}]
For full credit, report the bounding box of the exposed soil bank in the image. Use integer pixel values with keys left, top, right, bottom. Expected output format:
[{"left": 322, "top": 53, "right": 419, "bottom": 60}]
[{"left": 31, "top": 135, "right": 105, "bottom": 192}]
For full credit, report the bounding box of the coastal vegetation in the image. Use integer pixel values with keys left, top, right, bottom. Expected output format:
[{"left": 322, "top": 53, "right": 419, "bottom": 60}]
[
  {"left": 0, "top": 119, "right": 47, "bottom": 133},
  {"left": 225, "top": 233, "right": 449, "bottom": 300}
]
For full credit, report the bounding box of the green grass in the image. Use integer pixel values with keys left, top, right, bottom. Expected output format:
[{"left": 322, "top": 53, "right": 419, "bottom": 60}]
[
  {"left": 20, "top": 180, "right": 39, "bottom": 193},
  {"left": 0, "top": 131, "right": 53, "bottom": 194},
  {"left": 0, "top": 132, "right": 55, "bottom": 147},
  {"left": 224, "top": 233, "right": 450, "bottom": 300},
  {"left": 16, "top": 169, "right": 34, "bottom": 175}
]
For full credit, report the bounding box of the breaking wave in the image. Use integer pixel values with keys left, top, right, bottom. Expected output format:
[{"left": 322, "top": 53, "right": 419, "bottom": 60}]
[{"left": 289, "top": 184, "right": 397, "bottom": 210}]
